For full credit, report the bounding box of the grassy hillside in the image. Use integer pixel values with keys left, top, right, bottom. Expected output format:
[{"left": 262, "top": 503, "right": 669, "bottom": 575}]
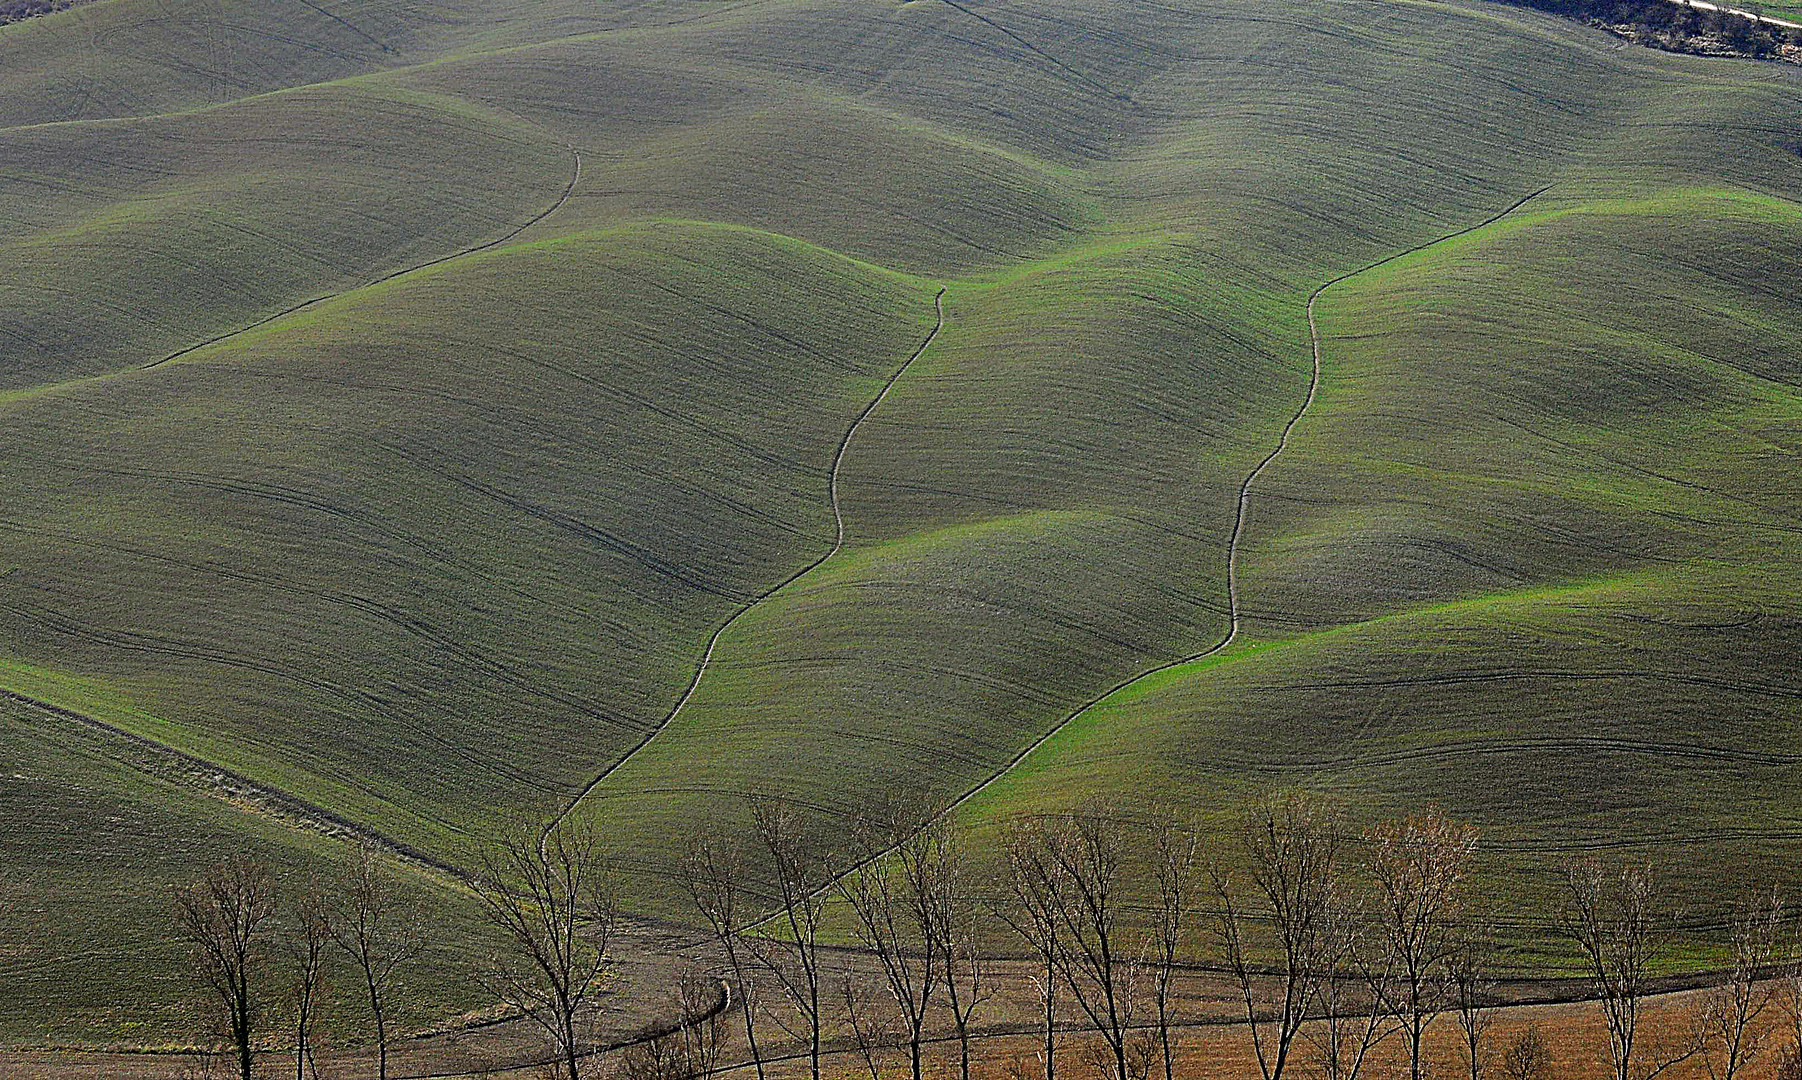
[
  {"left": 0, "top": 0, "right": 1798, "bottom": 1047},
  {"left": 0, "top": 694, "right": 495, "bottom": 1044},
  {"left": 0, "top": 221, "right": 941, "bottom": 853}
]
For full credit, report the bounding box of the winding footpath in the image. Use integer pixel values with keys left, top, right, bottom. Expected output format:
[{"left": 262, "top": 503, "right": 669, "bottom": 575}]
[
  {"left": 143, "top": 145, "right": 582, "bottom": 371},
  {"left": 780, "top": 186, "right": 1558, "bottom": 908},
  {"left": 546, "top": 287, "right": 949, "bottom": 833}
]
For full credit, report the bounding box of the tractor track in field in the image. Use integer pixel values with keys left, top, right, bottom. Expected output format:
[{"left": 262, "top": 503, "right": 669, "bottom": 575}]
[
  {"left": 766, "top": 186, "right": 1557, "bottom": 919},
  {"left": 1226, "top": 732, "right": 1802, "bottom": 776},
  {"left": 545, "top": 287, "right": 948, "bottom": 835},
  {"left": 933, "top": 0, "right": 1135, "bottom": 103},
  {"left": 139, "top": 144, "right": 580, "bottom": 372},
  {"left": 1253, "top": 668, "right": 1802, "bottom": 700}
]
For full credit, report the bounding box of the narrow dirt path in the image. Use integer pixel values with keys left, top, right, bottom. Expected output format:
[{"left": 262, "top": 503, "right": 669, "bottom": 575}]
[
  {"left": 141, "top": 144, "right": 581, "bottom": 371},
  {"left": 547, "top": 287, "right": 948, "bottom": 834},
  {"left": 780, "top": 186, "right": 1556, "bottom": 910},
  {"left": 1670, "top": 0, "right": 1802, "bottom": 30}
]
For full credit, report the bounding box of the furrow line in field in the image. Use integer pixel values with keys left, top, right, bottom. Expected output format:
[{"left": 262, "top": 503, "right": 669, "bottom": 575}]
[
  {"left": 933, "top": 0, "right": 1135, "bottom": 102},
  {"left": 1226, "top": 733, "right": 1802, "bottom": 774},
  {"left": 0, "top": 515, "right": 642, "bottom": 735},
  {"left": 544, "top": 288, "right": 948, "bottom": 835},
  {"left": 1, "top": 595, "right": 566, "bottom": 791},
  {"left": 140, "top": 145, "right": 580, "bottom": 371},
  {"left": 1255, "top": 668, "right": 1802, "bottom": 699},
  {"left": 779, "top": 186, "right": 1555, "bottom": 917}
]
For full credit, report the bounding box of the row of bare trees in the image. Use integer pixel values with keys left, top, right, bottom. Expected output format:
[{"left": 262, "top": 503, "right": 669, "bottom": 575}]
[
  {"left": 676, "top": 793, "right": 1802, "bottom": 1080},
  {"left": 173, "top": 844, "right": 421, "bottom": 1080},
  {"left": 174, "top": 821, "right": 629, "bottom": 1080},
  {"left": 173, "top": 793, "right": 1802, "bottom": 1080}
]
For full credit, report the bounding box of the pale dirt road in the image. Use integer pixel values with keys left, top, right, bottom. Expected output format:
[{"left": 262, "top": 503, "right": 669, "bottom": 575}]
[{"left": 1669, "top": 0, "right": 1802, "bottom": 30}]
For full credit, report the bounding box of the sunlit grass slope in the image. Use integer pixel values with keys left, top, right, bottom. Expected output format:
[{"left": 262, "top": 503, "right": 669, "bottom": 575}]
[
  {"left": 0, "top": 0, "right": 1799, "bottom": 1047},
  {"left": 959, "top": 186, "right": 1802, "bottom": 945}
]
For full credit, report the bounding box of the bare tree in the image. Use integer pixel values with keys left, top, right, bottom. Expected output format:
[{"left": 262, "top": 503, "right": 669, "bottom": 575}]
[
  {"left": 746, "top": 798, "right": 829, "bottom": 1080},
  {"left": 472, "top": 817, "right": 619, "bottom": 1080},
  {"left": 1369, "top": 806, "right": 1481, "bottom": 1080},
  {"left": 1447, "top": 938, "right": 1498, "bottom": 1080},
  {"left": 1306, "top": 877, "right": 1394, "bottom": 1080},
  {"left": 287, "top": 885, "right": 331, "bottom": 1080},
  {"left": 1500, "top": 1024, "right": 1551, "bottom": 1080},
  {"left": 673, "top": 971, "right": 728, "bottom": 1080},
  {"left": 174, "top": 1045, "right": 230, "bottom": 1080},
  {"left": 614, "top": 1029, "right": 685, "bottom": 1080},
  {"left": 1780, "top": 922, "right": 1802, "bottom": 1077},
  {"left": 838, "top": 805, "right": 945, "bottom": 1080},
  {"left": 1213, "top": 791, "right": 1348, "bottom": 1080},
  {"left": 999, "top": 819, "right": 1066, "bottom": 1080},
  {"left": 1043, "top": 803, "right": 1140, "bottom": 1080},
  {"left": 935, "top": 825, "right": 993, "bottom": 1080},
  {"left": 1696, "top": 891, "right": 1783, "bottom": 1080},
  {"left": 682, "top": 838, "right": 767, "bottom": 1080},
  {"left": 1560, "top": 858, "right": 1700, "bottom": 1080},
  {"left": 328, "top": 841, "right": 424, "bottom": 1080},
  {"left": 173, "top": 856, "right": 279, "bottom": 1080},
  {"left": 1148, "top": 809, "right": 1200, "bottom": 1080},
  {"left": 841, "top": 971, "right": 897, "bottom": 1080}
]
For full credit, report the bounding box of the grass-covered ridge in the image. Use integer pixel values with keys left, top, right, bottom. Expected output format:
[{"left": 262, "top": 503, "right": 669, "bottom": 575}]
[{"left": 1, "top": 0, "right": 1799, "bottom": 1046}]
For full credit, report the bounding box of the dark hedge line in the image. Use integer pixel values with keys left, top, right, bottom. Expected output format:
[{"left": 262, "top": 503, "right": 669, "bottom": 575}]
[
  {"left": 0, "top": 0, "right": 84, "bottom": 25},
  {"left": 1504, "top": 0, "right": 1797, "bottom": 59}
]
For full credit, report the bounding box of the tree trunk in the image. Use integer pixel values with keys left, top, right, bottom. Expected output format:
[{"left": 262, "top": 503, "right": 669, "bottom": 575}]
[
  {"left": 741, "top": 988, "right": 766, "bottom": 1080},
  {"left": 1160, "top": 996, "right": 1174, "bottom": 1080},
  {"left": 374, "top": 1006, "right": 387, "bottom": 1080},
  {"left": 809, "top": 980, "right": 821, "bottom": 1080},
  {"left": 1108, "top": 997, "right": 1127, "bottom": 1080},
  {"left": 236, "top": 974, "right": 254, "bottom": 1080}
]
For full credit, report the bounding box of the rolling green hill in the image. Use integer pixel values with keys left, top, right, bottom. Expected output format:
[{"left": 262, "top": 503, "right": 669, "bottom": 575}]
[{"left": 1, "top": 0, "right": 1798, "bottom": 1046}]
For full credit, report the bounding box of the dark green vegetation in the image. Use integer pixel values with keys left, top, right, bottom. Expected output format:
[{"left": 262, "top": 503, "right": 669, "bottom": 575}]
[
  {"left": 0, "top": 0, "right": 1798, "bottom": 1047},
  {"left": 1512, "top": 0, "right": 1800, "bottom": 61},
  {"left": 0, "top": 0, "right": 84, "bottom": 26}
]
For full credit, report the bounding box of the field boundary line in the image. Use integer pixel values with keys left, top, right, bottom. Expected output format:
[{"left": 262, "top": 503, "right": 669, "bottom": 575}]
[
  {"left": 0, "top": 686, "right": 473, "bottom": 881},
  {"left": 545, "top": 288, "right": 949, "bottom": 836},
  {"left": 762, "top": 185, "right": 1556, "bottom": 922},
  {"left": 140, "top": 144, "right": 581, "bottom": 372}
]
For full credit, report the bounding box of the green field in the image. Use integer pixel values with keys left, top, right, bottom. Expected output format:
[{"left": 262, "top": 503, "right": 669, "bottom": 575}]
[{"left": 1, "top": 0, "right": 1799, "bottom": 1047}]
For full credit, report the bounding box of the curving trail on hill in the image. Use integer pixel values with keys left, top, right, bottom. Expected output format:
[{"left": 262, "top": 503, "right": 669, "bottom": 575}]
[
  {"left": 140, "top": 144, "right": 582, "bottom": 372},
  {"left": 775, "top": 186, "right": 1558, "bottom": 912},
  {"left": 546, "top": 287, "right": 949, "bottom": 833}
]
